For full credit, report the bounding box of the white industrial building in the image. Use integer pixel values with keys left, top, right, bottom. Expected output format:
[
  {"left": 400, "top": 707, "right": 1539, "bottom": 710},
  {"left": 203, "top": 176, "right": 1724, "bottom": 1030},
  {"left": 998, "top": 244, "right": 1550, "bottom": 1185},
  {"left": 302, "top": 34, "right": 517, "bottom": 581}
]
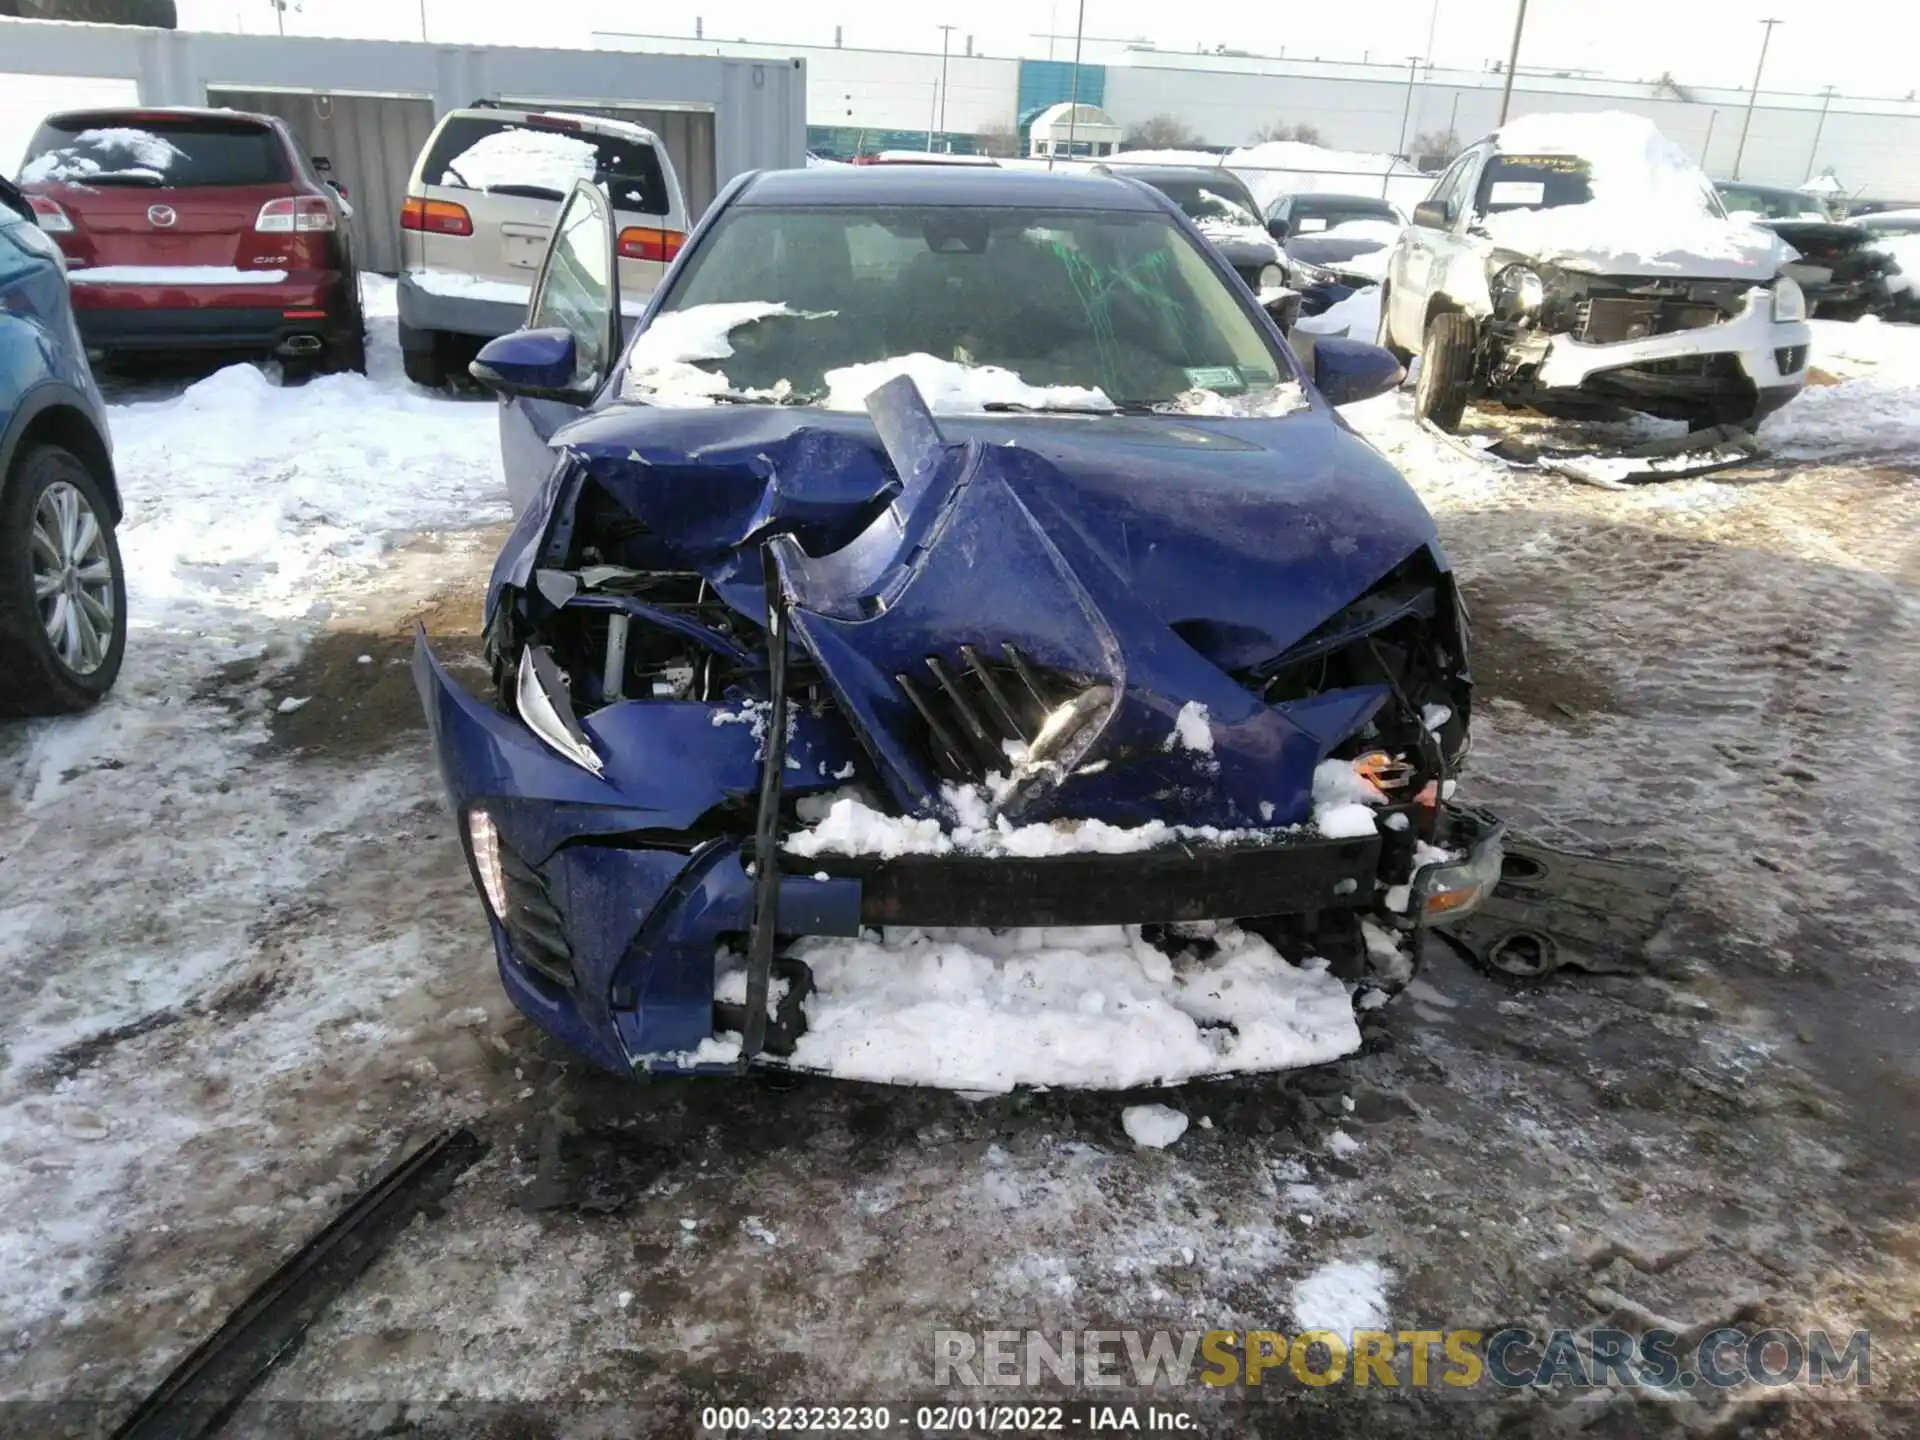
[{"left": 595, "top": 28, "right": 1920, "bottom": 199}]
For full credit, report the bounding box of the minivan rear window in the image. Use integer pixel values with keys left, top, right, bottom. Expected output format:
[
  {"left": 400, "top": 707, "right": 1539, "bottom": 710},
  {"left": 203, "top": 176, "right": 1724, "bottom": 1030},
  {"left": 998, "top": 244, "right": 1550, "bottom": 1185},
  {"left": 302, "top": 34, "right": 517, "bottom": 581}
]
[
  {"left": 21, "top": 115, "right": 290, "bottom": 187},
  {"left": 421, "top": 116, "right": 668, "bottom": 214}
]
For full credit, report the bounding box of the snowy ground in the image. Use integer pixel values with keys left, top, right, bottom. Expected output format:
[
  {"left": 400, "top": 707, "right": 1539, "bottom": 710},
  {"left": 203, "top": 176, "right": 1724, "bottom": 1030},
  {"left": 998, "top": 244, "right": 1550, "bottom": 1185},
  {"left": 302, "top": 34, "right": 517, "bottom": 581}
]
[{"left": 2, "top": 299, "right": 1918, "bottom": 1435}]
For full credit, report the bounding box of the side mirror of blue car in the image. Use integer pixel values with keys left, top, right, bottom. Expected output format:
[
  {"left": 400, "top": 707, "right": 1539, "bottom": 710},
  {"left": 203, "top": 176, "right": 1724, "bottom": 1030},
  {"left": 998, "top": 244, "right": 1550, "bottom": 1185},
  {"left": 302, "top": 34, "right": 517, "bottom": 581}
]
[
  {"left": 1313, "top": 336, "right": 1404, "bottom": 407},
  {"left": 470, "top": 328, "right": 588, "bottom": 402}
]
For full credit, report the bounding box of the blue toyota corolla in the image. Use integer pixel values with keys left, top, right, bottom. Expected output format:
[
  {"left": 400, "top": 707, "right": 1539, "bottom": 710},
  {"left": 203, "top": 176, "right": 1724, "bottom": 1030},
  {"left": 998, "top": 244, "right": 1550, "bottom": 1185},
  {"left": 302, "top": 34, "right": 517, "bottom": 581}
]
[{"left": 415, "top": 165, "right": 1502, "bottom": 1078}]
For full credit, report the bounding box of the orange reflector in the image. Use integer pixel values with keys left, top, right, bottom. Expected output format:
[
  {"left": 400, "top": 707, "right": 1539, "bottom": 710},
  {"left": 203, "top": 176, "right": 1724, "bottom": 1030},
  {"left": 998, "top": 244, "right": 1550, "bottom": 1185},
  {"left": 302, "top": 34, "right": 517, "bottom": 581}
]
[
  {"left": 1424, "top": 885, "right": 1480, "bottom": 916},
  {"left": 282, "top": 309, "right": 328, "bottom": 319},
  {"left": 1354, "top": 751, "right": 1413, "bottom": 790}
]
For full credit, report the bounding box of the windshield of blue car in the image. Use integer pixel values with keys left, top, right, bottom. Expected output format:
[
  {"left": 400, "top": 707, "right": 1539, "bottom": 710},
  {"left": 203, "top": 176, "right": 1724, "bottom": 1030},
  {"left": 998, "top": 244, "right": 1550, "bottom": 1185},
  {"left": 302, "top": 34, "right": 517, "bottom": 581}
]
[{"left": 631, "top": 204, "right": 1293, "bottom": 411}]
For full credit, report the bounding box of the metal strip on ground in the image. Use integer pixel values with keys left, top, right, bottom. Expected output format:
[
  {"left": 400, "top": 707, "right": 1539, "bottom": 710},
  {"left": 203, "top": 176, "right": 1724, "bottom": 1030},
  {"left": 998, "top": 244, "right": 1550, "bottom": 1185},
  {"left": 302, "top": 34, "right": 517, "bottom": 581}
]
[{"left": 108, "top": 1128, "right": 487, "bottom": 1440}]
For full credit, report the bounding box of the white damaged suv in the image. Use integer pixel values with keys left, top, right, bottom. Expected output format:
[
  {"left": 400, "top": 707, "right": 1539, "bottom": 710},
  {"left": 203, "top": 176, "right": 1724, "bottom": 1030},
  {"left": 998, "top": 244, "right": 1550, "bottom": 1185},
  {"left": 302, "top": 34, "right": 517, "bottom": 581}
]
[{"left": 1378, "top": 112, "right": 1811, "bottom": 432}]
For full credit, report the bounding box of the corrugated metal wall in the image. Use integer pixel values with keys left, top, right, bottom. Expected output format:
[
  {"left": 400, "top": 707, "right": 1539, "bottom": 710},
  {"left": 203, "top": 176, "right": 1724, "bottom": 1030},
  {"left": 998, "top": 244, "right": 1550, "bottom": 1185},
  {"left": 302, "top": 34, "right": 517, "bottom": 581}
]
[
  {"left": 503, "top": 100, "right": 717, "bottom": 221},
  {"left": 207, "top": 88, "right": 435, "bottom": 275}
]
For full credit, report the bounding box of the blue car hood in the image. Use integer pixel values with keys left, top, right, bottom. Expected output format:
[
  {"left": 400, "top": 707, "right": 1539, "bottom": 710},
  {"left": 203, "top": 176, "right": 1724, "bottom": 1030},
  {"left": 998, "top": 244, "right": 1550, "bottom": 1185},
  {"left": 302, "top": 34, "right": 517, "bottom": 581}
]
[{"left": 533, "top": 398, "right": 1436, "bottom": 671}]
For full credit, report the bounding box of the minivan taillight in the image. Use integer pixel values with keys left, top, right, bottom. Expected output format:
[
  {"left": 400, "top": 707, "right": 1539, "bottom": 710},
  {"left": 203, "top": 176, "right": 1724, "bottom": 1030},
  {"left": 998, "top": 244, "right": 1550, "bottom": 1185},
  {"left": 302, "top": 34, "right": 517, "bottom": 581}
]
[
  {"left": 402, "top": 197, "right": 473, "bottom": 236},
  {"left": 255, "top": 197, "right": 337, "bottom": 233},
  {"left": 28, "top": 196, "right": 73, "bottom": 234},
  {"left": 617, "top": 226, "right": 685, "bottom": 262}
]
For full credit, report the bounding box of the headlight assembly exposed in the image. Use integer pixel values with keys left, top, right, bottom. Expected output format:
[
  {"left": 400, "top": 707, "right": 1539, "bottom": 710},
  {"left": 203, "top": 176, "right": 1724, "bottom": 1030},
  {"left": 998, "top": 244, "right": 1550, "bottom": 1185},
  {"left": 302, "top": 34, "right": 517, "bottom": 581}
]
[
  {"left": 1258, "top": 263, "right": 1286, "bottom": 291},
  {"left": 517, "top": 645, "right": 606, "bottom": 777},
  {"left": 1771, "top": 275, "right": 1807, "bottom": 323},
  {"left": 1491, "top": 264, "right": 1546, "bottom": 320}
]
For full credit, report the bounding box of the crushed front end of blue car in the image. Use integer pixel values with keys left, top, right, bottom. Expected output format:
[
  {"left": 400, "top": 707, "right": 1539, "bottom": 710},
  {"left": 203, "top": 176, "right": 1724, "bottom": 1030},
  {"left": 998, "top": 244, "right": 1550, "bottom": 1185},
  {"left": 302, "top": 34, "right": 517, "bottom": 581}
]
[{"left": 416, "top": 376, "right": 1501, "bottom": 1080}]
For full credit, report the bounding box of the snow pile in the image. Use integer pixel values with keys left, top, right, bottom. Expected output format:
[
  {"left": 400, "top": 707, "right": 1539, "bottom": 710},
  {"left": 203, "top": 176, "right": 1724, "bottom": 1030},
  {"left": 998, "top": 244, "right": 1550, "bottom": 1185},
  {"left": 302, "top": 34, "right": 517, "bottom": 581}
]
[
  {"left": 783, "top": 793, "right": 1292, "bottom": 861},
  {"left": 108, "top": 285, "right": 506, "bottom": 644},
  {"left": 20, "top": 126, "right": 182, "bottom": 183},
  {"left": 1122, "top": 1104, "right": 1190, "bottom": 1149},
  {"left": 439, "top": 125, "right": 598, "bottom": 194},
  {"left": 1290, "top": 1257, "right": 1391, "bottom": 1335},
  {"left": 1159, "top": 384, "right": 1311, "bottom": 418},
  {"left": 1168, "top": 700, "right": 1215, "bottom": 754},
  {"left": 784, "top": 923, "right": 1362, "bottom": 1090},
  {"left": 623, "top": 301, "right": 811, "bottom": 405},
  {"left": 1311, "top": 757, "right": 1386, "bottom": 838},
  {"left": 1476, "top": 113, "right": 1791, "bottom": 278},
  {"left": 1224, "top": 139, "right": 1425, "bottom": 210},
  {"left": 409, "top": 270, "right": 534, "bottom": 310},
  {"left": 1770, "top": 316, "right": 1920, "bottom": 458},
  {"left": 822, "top": 353, "right": 1113, "bottom": 414},
  {"left": 1196, "top": 217, "right": 1277, "bottom": 252},
  {"left": 1294, "top": 285, "right": 1384, "bottom": 340}
]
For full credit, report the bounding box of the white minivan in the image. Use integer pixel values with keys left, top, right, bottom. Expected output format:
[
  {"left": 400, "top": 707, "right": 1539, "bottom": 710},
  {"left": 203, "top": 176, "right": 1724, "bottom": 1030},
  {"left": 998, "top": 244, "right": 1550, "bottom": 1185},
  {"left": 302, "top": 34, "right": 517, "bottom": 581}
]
[{"left": 396, "top": 104, "right": 689, "bottom": 386}]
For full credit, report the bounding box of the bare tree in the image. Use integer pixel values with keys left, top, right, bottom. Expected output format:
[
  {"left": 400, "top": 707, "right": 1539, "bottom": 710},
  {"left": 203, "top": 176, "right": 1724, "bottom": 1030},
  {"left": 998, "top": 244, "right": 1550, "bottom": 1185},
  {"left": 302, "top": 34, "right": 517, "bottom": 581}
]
[
  {"left": 974, "top": 121, "right": 1022, "bottom": 158},
  {"left": 1250, "top": 121, "right": 1325, "bottom": 146},
  {"left": 1121, "top": 114, "right": 1203, "bottom": 151},
  {"left": 1412, "top": 128, "right": 1462, "bottom": 169}
]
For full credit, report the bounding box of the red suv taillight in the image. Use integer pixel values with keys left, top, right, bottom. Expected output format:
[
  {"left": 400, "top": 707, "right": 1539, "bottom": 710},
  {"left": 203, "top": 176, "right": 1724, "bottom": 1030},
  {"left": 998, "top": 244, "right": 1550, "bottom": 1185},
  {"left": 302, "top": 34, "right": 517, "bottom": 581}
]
[
  {"left": 28, "top": 196, "right": 73, "bottom": 233},
  {"left": 401, "top": 197, "right": 473, "bottom": 236},
  {"left": 255, "top": 196, "right": 337, "bottom": 233},
  {"left": 617, "top": 226, "right": 685, "bottom": 262}
]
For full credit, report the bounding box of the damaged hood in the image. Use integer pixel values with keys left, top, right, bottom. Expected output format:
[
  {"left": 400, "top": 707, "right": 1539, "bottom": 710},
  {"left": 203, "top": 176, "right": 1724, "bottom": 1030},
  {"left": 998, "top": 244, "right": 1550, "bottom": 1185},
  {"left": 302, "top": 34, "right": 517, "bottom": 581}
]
[
  {"left": 543, "top": 397, "right": 1436, "bottom": 667},
  {"left": 1479, "top": 208, "right": 1797, "bottom": 281},
  {"left": 507, "top": 390, "right": 1444, "bottom": 829}
]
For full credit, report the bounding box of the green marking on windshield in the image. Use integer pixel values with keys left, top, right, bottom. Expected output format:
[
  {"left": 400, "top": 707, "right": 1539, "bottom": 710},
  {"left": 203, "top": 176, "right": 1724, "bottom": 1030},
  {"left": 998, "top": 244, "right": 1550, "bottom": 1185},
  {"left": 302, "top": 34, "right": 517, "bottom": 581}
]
[{"left": 1049, "top": 240, "right": 1192, "bottom": 395}]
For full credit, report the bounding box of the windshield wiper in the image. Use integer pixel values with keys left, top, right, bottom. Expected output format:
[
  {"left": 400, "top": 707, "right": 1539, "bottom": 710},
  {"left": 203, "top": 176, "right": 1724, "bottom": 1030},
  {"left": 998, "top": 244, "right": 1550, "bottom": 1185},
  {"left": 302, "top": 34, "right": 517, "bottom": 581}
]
[
  {"left": 709, "top": 389, "right": 809, "bottom": 406},
  {"left": 981, "top": 400, "right": 1160, "bottom": 416},
  {"left": 487, "top": 184, "right": 566, "bottom": 201}
]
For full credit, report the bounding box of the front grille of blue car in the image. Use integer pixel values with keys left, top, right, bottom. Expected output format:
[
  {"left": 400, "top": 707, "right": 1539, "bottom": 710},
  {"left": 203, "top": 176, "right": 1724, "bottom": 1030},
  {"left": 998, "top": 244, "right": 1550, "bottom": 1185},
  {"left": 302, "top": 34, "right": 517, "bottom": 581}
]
[
  {"left": 498, "top": 844, "right": 575, "bottom": 990},
  {"left": 894, "top": 643, "right": 1061, "bottom": 784}
]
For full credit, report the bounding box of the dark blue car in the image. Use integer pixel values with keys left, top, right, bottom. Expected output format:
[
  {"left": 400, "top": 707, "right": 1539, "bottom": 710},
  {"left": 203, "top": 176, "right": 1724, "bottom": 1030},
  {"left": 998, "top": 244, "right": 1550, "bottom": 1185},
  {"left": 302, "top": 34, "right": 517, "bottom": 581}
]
[
  {"left": 416, "top": 165, "right": 1502, "bottom": 1078},
  {"left": 0, "top": 176, "right": 125, "bottom": 716}
]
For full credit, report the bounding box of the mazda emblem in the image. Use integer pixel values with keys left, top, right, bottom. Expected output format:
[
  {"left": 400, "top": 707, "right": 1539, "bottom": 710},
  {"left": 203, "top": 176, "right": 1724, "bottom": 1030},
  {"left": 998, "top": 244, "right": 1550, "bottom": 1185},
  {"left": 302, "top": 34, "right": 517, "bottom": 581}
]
[{"left": 148, "top": 204, "right": 177, "bottom": 228}]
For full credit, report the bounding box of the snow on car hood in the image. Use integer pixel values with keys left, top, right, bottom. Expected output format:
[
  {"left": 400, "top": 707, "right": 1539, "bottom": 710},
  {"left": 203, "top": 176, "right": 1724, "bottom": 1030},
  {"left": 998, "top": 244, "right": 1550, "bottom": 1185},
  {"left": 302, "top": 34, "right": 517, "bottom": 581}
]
[
  {"left": 1479, "top": 207, "right": 1794, "bottom": 279},
  {"left": 1478, "top": 111, "right": 1797, "bottom": 280},
  {"left": 1195, "top": 217, "right": 1281, "bottom": 260}
]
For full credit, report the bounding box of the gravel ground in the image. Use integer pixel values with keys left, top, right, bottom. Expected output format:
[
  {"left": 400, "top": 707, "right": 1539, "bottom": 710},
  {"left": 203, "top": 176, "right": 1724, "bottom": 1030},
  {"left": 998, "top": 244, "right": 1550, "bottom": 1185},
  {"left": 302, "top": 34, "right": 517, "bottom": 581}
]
[{"left": 1, "top": 358, "right": 1915, "bottom": 1438}]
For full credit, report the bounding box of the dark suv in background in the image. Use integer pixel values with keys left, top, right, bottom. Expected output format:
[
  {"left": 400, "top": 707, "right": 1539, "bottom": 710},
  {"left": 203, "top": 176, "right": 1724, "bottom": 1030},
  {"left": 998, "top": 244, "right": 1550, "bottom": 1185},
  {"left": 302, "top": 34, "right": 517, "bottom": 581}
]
[{"left": 18, "top": 107, "right": 364, "bottom": 371}]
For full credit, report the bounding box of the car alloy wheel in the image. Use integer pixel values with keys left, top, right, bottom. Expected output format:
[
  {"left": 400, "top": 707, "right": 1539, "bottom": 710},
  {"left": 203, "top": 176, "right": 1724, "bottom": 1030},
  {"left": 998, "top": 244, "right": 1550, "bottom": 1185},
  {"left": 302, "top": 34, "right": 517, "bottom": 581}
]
[{"left": 32, "top": 479, "right": 117, "bottom": 676}]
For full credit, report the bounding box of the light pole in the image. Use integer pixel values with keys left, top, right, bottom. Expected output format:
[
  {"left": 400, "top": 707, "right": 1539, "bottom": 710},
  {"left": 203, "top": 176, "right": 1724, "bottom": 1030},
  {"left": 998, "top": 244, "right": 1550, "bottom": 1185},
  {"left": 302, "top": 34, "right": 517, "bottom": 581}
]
[
  {"left": 1496, "top": 0, "right": 1528, "bottom": 124},
  {"left": 1059, "top": 0, "right": 1086, "bottom": 168},
  {"left": 1397, "top": 54, "right": 1421, "bottom": 157},
  {"left": 1806, "top": 83, "right": 1836, "bottom": 179},
  {"left": 1732, "top": 18, "right": 1781, "bottom": 180},
  {"left": 936, "top": 24, "right": 955, "bottom": 145}
]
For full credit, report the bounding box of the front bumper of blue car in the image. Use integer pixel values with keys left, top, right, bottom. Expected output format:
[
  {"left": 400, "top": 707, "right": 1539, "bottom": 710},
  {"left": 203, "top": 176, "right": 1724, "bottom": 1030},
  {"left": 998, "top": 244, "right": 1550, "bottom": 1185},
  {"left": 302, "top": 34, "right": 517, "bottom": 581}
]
[{"left": 415, "top": 633, "right": 1504, "bottom": 1077}]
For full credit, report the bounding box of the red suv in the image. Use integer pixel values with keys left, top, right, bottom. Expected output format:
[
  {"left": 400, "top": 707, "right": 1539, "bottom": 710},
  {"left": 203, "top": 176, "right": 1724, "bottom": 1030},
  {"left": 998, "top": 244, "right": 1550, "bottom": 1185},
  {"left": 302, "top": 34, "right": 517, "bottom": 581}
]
[{"left": 19, "top": 107, "right": 364, "bottom": 371}]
